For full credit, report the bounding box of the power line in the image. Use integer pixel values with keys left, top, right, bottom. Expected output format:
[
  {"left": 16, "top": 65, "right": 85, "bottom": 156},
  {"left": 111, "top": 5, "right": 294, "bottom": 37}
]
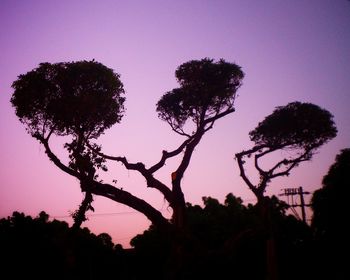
[
  {"left": 52, "top": 197, "right": 258, "bottom": 219},
  {"left": 52, "top": 208, "right": 170, "bottom": 219},
  {"left": 52, "top": 211, "right": 143, "bottom": 219}
]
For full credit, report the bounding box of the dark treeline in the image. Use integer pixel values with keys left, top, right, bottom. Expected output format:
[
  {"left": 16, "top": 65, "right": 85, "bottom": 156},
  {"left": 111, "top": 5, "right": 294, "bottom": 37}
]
[
  {"left": 0, "top": 211, "right": 128, "bottom": 279},
  {"left": 1, "top": 147, "right": 349, "bottom": 280},
  {"left": 0, "top": 196, "right": 311, "bottom": 280},
  {"left": 130, "top": 194, "right": 313, "bottom": 280}
]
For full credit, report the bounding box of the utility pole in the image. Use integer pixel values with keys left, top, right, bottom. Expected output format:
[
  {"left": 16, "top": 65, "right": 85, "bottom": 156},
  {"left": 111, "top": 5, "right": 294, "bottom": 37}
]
[
  {"left": 279, "top": 186, "right": 310, "bottom": 223},
  {"left": 298, "top": 186, "right": 307, "bottom": 223}
]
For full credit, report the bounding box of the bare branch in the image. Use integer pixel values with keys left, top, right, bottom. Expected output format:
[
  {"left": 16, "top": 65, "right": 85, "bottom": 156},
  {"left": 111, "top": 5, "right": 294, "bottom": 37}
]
[
  {"left": 90, "top": 181, "right": 170, "bottom": 229},
  {"left": 203, "top": 107, "right": 235, "bottom": 126},
  {"left": 36, "top": 135, "right": 171, "bottom": 229},
  {"left": 254, "top": 146, "right": 280, "bottom": 175},
  {"left": 268, "top": 149, "right": 312, "bottom": 179},
  {"left": 166, "top": 118, "right": 192, "bottom": 137},
  {"left": 235, "top": 151, "right": 258, "bottom": 196},
  {"left": 34, "top": 134, "right": 80, "bottom": 179},
  {"left": 85, "top": 141, "right": 173, "bottom": 203},
  {"left": 254, "top": 153, "right": 266, "bottom": 176},
  {"left": 148, "top": 138, "right": 192, "bottom": 173}
]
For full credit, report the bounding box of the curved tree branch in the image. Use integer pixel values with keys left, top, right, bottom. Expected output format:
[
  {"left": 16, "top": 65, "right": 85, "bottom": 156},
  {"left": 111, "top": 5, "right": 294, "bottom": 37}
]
[
  {"left": 166, "top": 118, "right": 192, "bottom": 137},
  {"left": 34, "top": 134, "right": 80, "bottom": 179},
  {"left": 254, "top": 146, "right": 280, "bottom": 176},
  {"left": 148, "top": 137, "right": 192, "bottom": 173},
  {"left": 89, "top": 181, "right": 170, "bottom": 229},
  {"left": 85, "top": 141, "right": 173, "bottom": 203},
  {"left": 203, "top": 107, "right": 235, "bottom": 126},
  {"left": 268, "top": 148, "right": 312, "bottom": 179},
  {"left": 35, "top": 135, "right": 171, "bottom": 229},
  {"left": 235, "top": 150, "right": 258, "bottom": 197},
  {"left": 174, "top": 129, "right": 204, "bottom": 182}
]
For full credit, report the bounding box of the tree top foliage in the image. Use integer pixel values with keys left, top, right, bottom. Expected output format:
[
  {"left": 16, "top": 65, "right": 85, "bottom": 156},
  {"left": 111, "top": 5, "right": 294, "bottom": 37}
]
[
  {"left": 156, "top": 58, "right": 244, "bottom": 132},
  {"left": 249, "top": 102, "right": 337, "bottom": 150},
  {"left": 11, "top": 60, "right": 125, "bottom": 139},
  {"left": 322, "top": 148, "right": 350, "bottom": 189},
  {"left": 311, "top": 148, "right": 350, "bottom": 242}
]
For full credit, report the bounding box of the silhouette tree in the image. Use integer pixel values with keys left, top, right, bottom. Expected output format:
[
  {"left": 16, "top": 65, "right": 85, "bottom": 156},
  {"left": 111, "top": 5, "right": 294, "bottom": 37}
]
[
  {"left": 235, "top": 101, "right": 337, "bottom": 280},
  {"left": 236, "top": 102, "right": 337, "bottom": 204},
  {"left": 11, "top": 59, "right": 244, "bottom": 235},
  {"left": 11, "top": 60, "right": 168, "bottom": 229},
  {"left": 311, "top": 148, "right": 350, "bottom": 238},
  {"left": 156, "top": 58, "right": 244, "bottom": 227}
]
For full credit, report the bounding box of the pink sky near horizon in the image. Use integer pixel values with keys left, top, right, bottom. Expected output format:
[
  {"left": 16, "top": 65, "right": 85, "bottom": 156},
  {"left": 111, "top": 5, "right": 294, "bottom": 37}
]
[{"left": 1, "top": 0, "right": 349, "bottom": 248}]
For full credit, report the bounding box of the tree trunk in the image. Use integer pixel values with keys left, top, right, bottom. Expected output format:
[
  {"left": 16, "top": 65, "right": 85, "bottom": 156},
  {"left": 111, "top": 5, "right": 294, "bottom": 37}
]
[
  {"left": 257, "top": 196, "right": 279, "bottom": 280},
  {"left": 162, "top": 173, "right": 189, "bottom": 279},
  {"left": 171, "top": 172, "right": 186, "bottom": 229}
]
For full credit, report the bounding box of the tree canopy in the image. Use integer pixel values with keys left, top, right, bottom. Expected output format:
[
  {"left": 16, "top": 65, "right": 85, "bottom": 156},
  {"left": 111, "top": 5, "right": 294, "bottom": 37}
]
[
  {"left": 11, "top": 60, "right": 125, "bottom": 140},
  {"left": 311, "top": 148, "right": 350, "bottom": 239},
  {"left": 156, "top": 58, "right": 244, "bottom": 135},
  {"left": 249, "top": 101, "right": 337, "bottom": 150},
  {"left": 310, "top": 148, "right": 350, "bottom": 279}
]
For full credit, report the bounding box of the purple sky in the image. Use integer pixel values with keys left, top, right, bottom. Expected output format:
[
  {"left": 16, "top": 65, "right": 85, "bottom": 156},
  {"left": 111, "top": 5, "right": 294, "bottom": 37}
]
[{"left": 1, "top": 0, "right": 349, "bottom": 247}]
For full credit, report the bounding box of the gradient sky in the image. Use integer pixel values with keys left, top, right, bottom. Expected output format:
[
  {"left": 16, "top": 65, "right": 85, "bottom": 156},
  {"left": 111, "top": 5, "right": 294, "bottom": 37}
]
[{"left": 1, "top": 0, "right": 349, "bottom": 248}]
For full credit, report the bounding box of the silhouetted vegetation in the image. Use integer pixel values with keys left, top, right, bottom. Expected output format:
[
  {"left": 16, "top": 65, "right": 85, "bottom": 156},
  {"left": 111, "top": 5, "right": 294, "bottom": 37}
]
[
  {"left": 10, "top": 59, "right": 343, "bottom": 279},
  {"left": 130, "top": 194, "right": 315, "bottom": 280},
  {"left": 11, "top": 59, "right": 244, "bottom": 233},
  {"left": 2, "top": 152, "right": 347, "bottom": 280},
  {"left": 311, "top": 148, "right": 350, "bottom": 279},
  {"left": 11, "top": 60, "right": 126, "bottom": 227},
  {"left": 1, "top": 194, "right": 316, "bottom": 280},
  {"left": 0, "top": 211, "right": 131, "bottom": 279}
]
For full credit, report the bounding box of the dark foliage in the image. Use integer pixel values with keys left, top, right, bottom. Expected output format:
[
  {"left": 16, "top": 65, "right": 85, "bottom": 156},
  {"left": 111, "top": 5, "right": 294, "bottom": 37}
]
[
  {"left": 1, "top": 183, "right": 340, "bottom": 280},
  {"left": 156, "top": 58, "right": 244, "bottom": 133},
  {"left": 0, "top": 211, "right": 129, "bottom": 280},
  {"left": 11, "top": 60, "right": 125, "bottom": 139},
  {"left": 312, "top": 148, "right": 350, "bottom": 238},
  {"left": 236, "top": 102, "right": 337, "bottom": 200},
  {"left": 250, "top": 101, "right": 337, "bottom": 150},
  {"left": 311, "top": 149, "right": 350, "bottom": 279},
  {"left": 9, "top": 59, "right": 342, "bottom": 279},
  {"left": 130, "top": 194, "right": 313, "bottom": 279}
]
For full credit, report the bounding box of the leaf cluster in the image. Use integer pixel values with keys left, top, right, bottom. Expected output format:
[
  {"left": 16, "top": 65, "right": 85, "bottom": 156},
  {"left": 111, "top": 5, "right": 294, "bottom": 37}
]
[
  {"left": 156, "top": 58, "right": 244, "bottom": 131},
  {"left": 311, "top": 148, "right": 350, "bottom": 239},
  {"left": 249, "top": 102, "right": 337, "bottom": 150},
  {"left": 65, "top": 140, "right": 107, "bottom": 179},
  {"left": 11, "top": 60, "right": 125, "bottom": 139}
]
